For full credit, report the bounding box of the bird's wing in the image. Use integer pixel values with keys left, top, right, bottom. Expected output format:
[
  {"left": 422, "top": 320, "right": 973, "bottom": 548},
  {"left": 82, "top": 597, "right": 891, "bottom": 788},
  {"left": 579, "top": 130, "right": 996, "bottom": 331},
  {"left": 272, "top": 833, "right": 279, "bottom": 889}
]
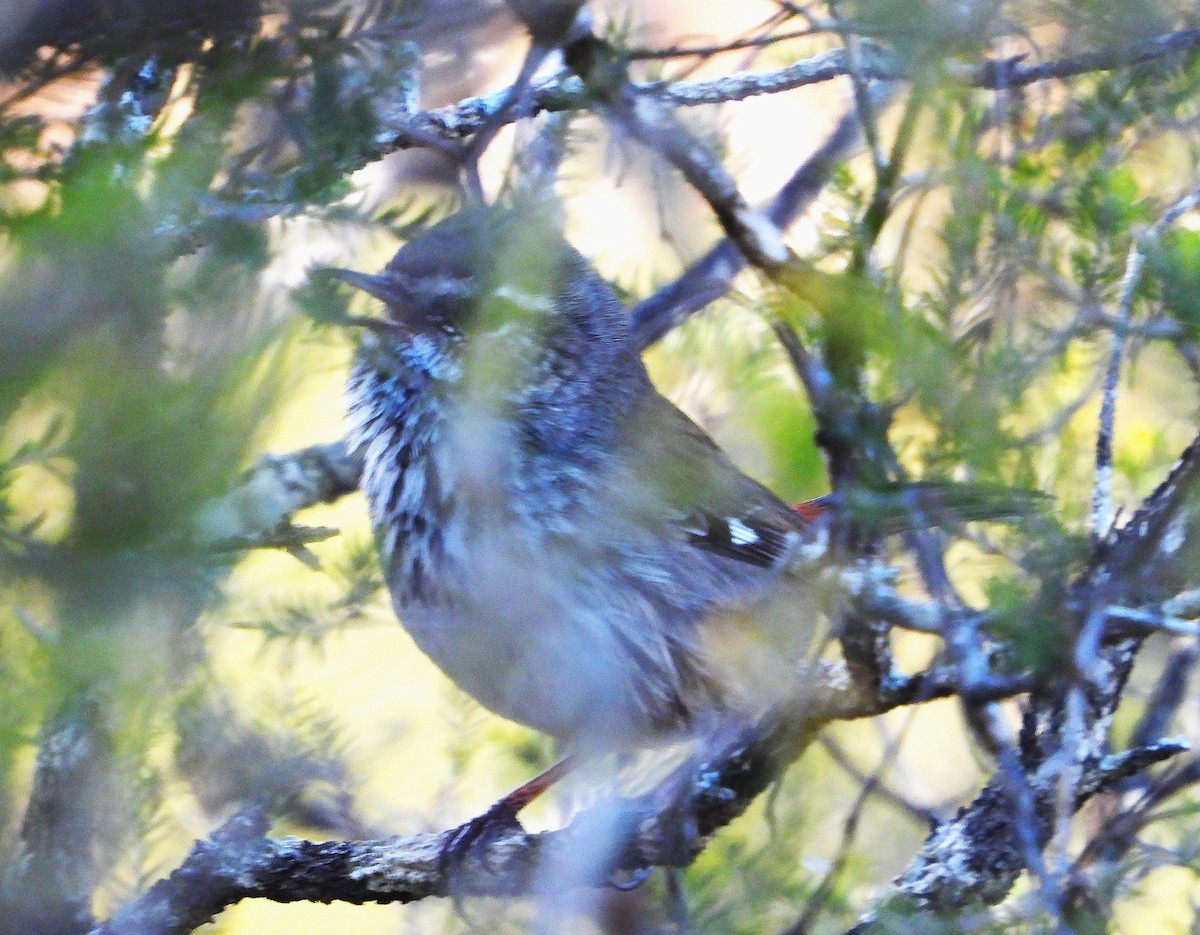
[
  {"left": 617, "top": 389, "right": 1043, "bottom": 569},
  {"left": 618, "top": 390, "right": 826, "bottom": 572},
  {"left": 597, "top": 390, "right": 836, "bottom": 726}
]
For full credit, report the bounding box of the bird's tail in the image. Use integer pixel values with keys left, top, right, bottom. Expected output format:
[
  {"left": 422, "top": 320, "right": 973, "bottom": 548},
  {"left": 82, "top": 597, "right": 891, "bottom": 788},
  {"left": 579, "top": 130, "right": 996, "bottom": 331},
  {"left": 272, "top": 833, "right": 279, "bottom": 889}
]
[{"left": 793, "top": 482, "right": 1047, "bottom": 534}]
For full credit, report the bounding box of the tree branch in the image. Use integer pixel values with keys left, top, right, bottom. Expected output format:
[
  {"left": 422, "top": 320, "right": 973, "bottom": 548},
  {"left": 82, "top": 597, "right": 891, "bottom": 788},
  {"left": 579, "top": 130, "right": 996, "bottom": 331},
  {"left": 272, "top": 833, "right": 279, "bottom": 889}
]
[
  {"left": 1092, "top": 186, "right": 1200, "bottom": 540},
  {"left": 376, "top": 27, "right": 1200, "bottom": 155},
  {"left": 193, "top": 441, "right": 361, "bottom": 551},
  {"left": 92, "top": 652, "right": 1034, "bottom": 935},
  {"left": 850, "top": 430, "right": 1200, "bottom": 929},
  {"left": 630, "top": 93, "right": 881, "bottom": 348},
  {"left": 566, "top": 36, "right": 789, "bottom": 270},
  {"left": 1, "top": 701, "right": 107, "bottom": 935}
]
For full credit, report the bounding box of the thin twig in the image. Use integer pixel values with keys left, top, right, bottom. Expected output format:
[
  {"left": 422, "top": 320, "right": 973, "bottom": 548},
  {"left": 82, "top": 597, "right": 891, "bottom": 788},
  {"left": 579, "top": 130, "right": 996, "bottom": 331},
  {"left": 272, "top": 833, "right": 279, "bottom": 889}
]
[
  {"left": 570, "top": 39, "right": 788, "bottom": 270},
  {"left": 1091, "top": 185, "right": 1200, "bottom": 541},
  {"left": 783, "top": 734, "right": 901, "bottom": 935},
  {"left": 631, "top": 88, "right": 891, "bottom": 347},
  {"left": 625, "top": 26, "right": 826, "bottom": 62},
  {"left": 819, "top": 735, "right": 942, "bottom": 826}
]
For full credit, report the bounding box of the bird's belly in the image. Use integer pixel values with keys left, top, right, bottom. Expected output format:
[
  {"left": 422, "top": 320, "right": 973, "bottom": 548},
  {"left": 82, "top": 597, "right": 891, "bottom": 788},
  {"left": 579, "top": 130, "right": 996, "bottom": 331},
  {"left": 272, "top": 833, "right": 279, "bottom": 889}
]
[
  {"left": 393, "top": 562, "right": 672, "bottom": 750},
  {"left": 393, "top": 546, "right": 827, "bottom": 750}
]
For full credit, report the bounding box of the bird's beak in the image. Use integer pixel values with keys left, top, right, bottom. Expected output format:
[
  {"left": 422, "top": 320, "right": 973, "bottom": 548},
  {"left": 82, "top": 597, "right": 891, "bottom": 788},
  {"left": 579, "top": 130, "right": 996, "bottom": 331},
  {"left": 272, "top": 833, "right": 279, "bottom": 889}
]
[{"left": 324, "top": 267, "right": 413, "bottom": 307}]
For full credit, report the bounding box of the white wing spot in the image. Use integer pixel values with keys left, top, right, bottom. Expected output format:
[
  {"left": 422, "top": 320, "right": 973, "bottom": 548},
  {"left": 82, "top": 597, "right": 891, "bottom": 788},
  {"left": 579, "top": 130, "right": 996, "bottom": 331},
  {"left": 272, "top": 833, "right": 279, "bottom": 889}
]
[{"left": 727, "top": 518, "right": 759, "bottom": 546}]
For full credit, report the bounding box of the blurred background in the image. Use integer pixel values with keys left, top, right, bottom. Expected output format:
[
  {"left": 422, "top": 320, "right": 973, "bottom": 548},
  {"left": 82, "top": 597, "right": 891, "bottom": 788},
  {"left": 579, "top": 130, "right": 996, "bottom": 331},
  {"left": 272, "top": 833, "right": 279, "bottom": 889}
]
[{"left": 2, "top": 0, "right": 1200, "bottom": 932}]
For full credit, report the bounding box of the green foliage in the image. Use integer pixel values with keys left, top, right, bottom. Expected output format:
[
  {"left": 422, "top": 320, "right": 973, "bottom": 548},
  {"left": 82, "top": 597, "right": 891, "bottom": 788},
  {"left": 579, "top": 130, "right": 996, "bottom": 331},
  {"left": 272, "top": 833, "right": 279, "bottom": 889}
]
[
  {"left": 984, "top": 575, "right": 1064, "bottom": 674},
  {"left": 1, "top": 1, "right": 1200, "bottom": 933},
  {"left": 1044, "top": 0, "right": 1177, "bottom": 48},
  {"left": 1145, "top": 229, "right": 1200, "bottom": 338},
  {"left": 228, "top": 536, "right": 385, "bottom": 650},
  {"left": 0, "top": 0, "right": 420, "bottom": 922}
]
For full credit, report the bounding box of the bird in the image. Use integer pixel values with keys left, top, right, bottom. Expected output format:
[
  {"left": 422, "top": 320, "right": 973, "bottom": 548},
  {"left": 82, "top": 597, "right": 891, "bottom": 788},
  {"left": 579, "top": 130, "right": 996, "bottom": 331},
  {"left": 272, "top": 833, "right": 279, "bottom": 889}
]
[
  {"left": 338, "top": 206, "right": 834, "bottom": 756},
  {"left": 333, "top": 205, "right": 1030, "bottom": 853}
]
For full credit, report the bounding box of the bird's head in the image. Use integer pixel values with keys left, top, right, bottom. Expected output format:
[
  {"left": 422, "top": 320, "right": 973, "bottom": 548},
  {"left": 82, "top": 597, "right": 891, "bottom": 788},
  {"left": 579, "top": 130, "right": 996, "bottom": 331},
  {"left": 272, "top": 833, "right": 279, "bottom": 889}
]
[
  {"left": 328, "top": 207, "right": 572, "bottom": 348},
  {"left": 330, "top": 204, "right": 638, "bottom": 415}
]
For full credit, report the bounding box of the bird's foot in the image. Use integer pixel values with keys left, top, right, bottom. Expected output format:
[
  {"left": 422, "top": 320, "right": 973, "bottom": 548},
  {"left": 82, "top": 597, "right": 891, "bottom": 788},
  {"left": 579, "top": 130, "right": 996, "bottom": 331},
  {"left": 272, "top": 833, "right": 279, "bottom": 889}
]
[
  {"left": 438, "top": 798, "right": 527, "bottom": 881},
  {"left": 438, "top": 757, "right": 575, "bottom": 885}
]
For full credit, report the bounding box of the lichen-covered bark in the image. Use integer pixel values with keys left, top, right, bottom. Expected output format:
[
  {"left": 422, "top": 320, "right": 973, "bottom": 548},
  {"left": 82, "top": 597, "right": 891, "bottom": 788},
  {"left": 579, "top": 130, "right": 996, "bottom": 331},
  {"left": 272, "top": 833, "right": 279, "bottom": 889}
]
[{"left": 853, "top": 436, "right": 1200, "bottom": 929}]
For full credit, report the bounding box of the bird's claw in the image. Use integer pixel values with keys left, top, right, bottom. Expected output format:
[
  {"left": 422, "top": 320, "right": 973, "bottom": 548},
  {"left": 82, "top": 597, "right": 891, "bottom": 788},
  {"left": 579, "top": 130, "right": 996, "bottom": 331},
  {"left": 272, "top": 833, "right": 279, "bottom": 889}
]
[{"left": 438, "top": 800, "right": 527, "bottom": 881}]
